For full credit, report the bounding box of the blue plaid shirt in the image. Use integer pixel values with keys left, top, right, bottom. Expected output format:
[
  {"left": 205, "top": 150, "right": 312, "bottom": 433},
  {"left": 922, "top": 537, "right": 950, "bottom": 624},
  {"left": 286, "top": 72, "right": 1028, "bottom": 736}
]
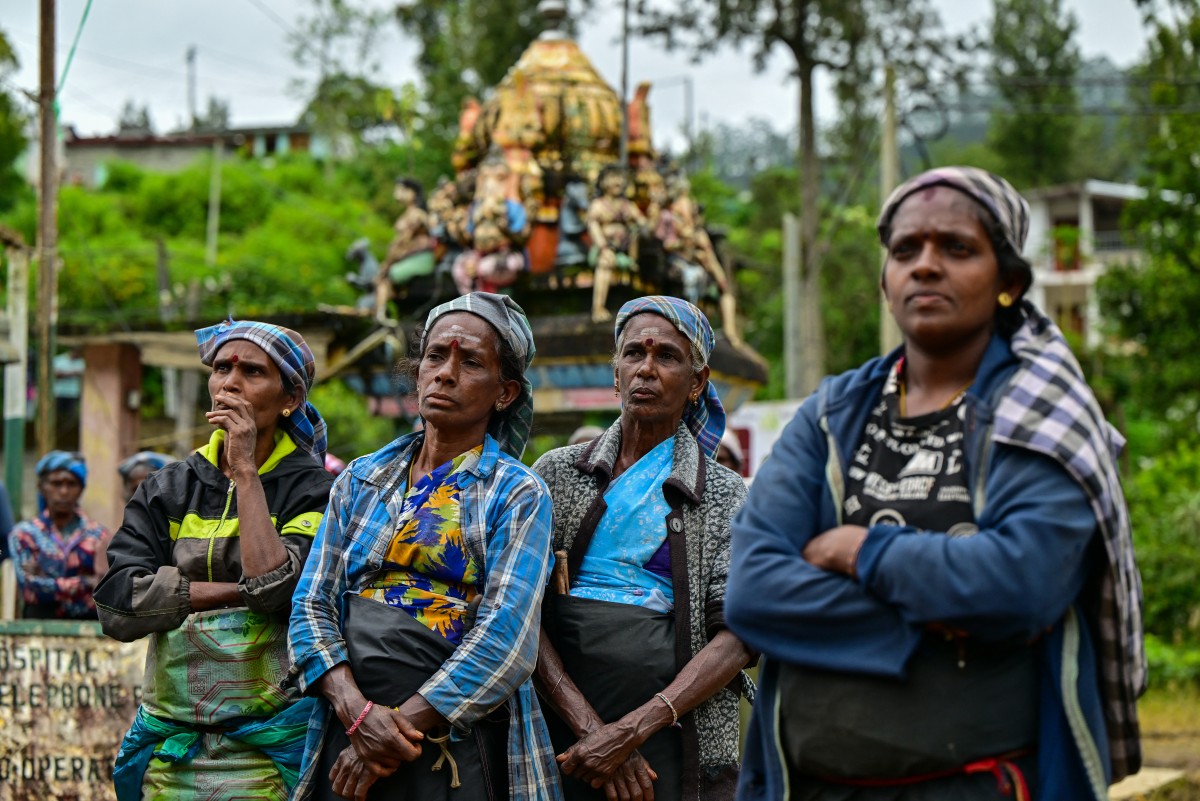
[{"left": 287, "top": 432, "right": 563, "bottom": 801}]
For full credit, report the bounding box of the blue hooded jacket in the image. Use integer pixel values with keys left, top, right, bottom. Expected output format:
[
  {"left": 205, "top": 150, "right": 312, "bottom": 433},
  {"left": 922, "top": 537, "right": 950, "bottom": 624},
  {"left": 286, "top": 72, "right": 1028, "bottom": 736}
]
[{"left": 727, "top": 334, "right": 1111, "bottom": 801}]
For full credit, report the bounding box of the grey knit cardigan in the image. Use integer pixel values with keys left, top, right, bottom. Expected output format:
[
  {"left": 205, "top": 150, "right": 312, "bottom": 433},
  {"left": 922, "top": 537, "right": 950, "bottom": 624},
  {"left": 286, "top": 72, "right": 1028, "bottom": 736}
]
[{"left": 532, "top": 419, "right": 753, "bottom": 800}]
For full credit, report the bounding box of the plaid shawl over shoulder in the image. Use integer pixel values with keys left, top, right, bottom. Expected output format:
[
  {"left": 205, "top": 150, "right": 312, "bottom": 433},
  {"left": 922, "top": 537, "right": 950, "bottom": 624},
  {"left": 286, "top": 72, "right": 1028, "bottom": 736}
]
[{"left": 993, "top": 302, "right": 1145, "bottom": 781}]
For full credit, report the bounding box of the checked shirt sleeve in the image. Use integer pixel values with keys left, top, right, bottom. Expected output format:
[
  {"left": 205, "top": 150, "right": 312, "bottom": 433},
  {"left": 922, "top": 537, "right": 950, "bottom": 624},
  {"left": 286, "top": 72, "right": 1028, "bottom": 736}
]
[
  {"left": 418, "top": 469, "right": 554, "bottom": 728},
  {"left": 287, "top": 471, "right": 355, "bottom": 693}
]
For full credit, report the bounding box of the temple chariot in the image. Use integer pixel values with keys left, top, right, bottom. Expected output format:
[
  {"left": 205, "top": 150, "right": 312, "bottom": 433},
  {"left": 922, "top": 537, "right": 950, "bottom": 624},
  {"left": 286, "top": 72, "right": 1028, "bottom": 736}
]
[{"left": 332, "top": 0, "right": 767, "bottom": 431}]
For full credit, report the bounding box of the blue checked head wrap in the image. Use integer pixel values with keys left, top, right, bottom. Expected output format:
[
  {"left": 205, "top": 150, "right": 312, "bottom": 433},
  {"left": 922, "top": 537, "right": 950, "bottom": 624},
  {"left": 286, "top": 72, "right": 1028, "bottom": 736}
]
[
  {"left": 422, "top": 292, "right": 537, "bottom": 460},
  {"left": 614, "top": 296, "right": 726, "bottom": 459},
  {"left": 195, "top": 319, "right": 328, "bottom": 463},
  {"left": 36, "top": 450, "right": 87, "bottom": 513}
]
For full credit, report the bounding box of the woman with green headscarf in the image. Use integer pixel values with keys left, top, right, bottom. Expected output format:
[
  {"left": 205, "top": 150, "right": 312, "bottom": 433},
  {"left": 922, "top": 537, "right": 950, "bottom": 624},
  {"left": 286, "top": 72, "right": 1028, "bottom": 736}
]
[{"left": 288, "top": 291, "right": 561, "bottom": 801}]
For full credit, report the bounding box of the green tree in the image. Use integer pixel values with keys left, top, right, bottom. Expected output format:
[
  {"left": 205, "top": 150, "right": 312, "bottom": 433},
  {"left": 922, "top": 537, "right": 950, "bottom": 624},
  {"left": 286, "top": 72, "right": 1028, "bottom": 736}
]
[
  {"left": 395, "top": 0, "right": 565, "bottom": 140},
  {"left": 0, "top": 26, "right": 28, "bottom": 212},
  {"left": 985, "top": 0, "right": 1082, "bottom": 188},
  {"left": 290, "top": 0, "right": 391, "bottom": 159},
  {"left": 117, "top": 99, "right": 154, "bottom": 134},
  {"left": 633, "top": 0, "right": 963, "bottom": 396},
  {"left": 192, "top": 96, "right": 231, "bottom": 132},
  {"left": 1097, "top": 1, "right": 1200, "bottom": 433}
]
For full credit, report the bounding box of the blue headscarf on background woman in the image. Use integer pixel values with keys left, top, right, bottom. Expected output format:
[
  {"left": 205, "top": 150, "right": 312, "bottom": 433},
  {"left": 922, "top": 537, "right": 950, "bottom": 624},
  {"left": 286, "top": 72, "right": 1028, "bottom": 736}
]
[
  {"left": 194, "top": 320, "right": 328, "bottom": 463},
  {"left": 614, "top": 296, "right": 726, "bottom": 459},
  {"left": 35, "top": 450, "right": 87, "bottom": 513}
]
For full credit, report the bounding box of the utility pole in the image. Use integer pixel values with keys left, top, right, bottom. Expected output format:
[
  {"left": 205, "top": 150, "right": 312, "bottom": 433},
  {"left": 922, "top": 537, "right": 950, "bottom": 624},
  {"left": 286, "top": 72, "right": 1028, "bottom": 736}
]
[
  {"left": 171, "top": 140, "right": 221, "bottom": 456},
  {"left": 36, "top": 0, "right": 58, "bottom": 456},
  {"left": 3, "top": 245, "right": 29, "bottom": 517},
  {"left": 618, "top": 0, "right": 630, "bottom": 166},
  {"left": 783, "top": 212, "right": 803, "bottom": 398},
  {"left": 879, "top": 65, "right": 902, "bottom": 355},
  {"left": 186, "top": 46, "right": 197, "bottom": 128}
]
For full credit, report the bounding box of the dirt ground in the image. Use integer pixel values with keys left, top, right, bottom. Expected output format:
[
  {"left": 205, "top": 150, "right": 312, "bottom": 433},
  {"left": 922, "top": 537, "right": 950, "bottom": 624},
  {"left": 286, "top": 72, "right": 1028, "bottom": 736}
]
[{"left": 1138, "top": 688, "right": 1200, "bottom": 799}]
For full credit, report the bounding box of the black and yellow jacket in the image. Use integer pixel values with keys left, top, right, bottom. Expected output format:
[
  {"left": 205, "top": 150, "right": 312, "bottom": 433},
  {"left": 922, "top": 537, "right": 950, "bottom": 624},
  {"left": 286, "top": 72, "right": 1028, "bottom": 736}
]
[{"left": 96, "top": 430, "right": 334, "bottom": 643}]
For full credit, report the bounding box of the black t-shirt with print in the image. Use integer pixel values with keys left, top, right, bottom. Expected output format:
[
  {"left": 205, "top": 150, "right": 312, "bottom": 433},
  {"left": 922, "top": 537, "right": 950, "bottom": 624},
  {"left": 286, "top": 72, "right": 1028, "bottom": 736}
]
[{"left": 779, "top": 366, "right": 1038, "bottom": 796}]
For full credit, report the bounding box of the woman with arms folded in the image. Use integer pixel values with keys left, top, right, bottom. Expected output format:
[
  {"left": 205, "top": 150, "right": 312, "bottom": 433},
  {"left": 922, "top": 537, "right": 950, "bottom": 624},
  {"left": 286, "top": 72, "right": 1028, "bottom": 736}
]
[
  {"left": 287, "top": 292, "right": 561, "bottom": 801},
  {"left": 726, "top": 168, "right": 1144, "bottom": 801}
]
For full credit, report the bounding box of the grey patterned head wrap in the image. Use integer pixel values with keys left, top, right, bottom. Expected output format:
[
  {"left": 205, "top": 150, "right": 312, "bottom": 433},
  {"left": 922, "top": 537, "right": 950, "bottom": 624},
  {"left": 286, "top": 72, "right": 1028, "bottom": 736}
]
[
  {"left": 422, "top": 292, "right": 536, "bottom": 459},
  {"left": 877, "top": 166, "right": 1030, "bottom": 254}
]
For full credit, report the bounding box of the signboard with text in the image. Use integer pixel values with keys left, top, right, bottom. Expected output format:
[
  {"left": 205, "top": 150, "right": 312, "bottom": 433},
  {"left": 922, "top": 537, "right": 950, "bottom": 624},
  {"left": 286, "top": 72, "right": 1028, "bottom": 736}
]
[{"left": 0, "top": 621, "right": 146, "bottom": 801}]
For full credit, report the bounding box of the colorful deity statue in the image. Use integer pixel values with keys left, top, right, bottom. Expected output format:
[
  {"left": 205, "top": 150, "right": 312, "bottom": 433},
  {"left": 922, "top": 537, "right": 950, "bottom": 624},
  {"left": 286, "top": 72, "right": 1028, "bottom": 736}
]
[
  {"left": 373, "top": 177, "right": 435, "bottom": 321},
  {"left": 657, "top": 171, "right": 744, "bottom": 346},
  {"left": 452, "top": 154, "right": 530, "bottom": 295},
  {"left": 588, "top": 165, "right": 647, "bottom": 322}
]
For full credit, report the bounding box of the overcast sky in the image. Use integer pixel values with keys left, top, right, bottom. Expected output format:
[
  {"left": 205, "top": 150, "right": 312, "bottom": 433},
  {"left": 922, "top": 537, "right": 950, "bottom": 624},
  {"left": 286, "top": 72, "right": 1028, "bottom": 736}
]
[{"left": 3, "top": 0, "right": 1148, "bottom": 145}]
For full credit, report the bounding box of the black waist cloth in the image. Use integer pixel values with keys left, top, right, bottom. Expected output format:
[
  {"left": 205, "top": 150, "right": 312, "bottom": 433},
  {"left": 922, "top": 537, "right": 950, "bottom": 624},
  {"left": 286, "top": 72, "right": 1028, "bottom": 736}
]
[
  {"left": 314, "top": 594, "right": 509, "bottom": 801},
  {"left": 779, "top": 631, "right": 1037, "bottom": 780},
  {"left": 543, "top": 594, "right": 683, "bottom": 801}
]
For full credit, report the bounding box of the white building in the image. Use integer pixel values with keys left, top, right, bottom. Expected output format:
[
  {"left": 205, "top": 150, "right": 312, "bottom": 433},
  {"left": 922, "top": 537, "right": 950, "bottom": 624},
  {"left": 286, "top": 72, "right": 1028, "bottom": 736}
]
[{"left": 1022, "top": 180, "right": 1145, "bottom": 348}]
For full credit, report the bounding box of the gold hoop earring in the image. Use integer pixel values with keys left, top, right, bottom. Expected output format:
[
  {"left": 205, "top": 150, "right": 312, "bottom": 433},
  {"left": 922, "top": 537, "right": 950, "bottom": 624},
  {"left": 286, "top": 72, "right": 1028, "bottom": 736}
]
[
  {"left": 281, "top": 408, "right": 292, "bottom": 418},
  {"left": 998, "top": 292, "right": 1014, "bottom": 308}
]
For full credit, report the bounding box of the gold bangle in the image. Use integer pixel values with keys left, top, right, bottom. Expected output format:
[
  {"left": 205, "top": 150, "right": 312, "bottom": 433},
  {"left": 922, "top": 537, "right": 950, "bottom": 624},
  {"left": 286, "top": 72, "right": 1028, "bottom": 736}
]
[{"left": 655, "top": 692, "right": 679, "bottom": 726}]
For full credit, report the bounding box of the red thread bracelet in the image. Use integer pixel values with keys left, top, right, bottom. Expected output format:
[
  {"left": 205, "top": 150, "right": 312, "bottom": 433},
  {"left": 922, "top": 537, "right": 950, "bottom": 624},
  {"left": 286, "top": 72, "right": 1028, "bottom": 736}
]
[{"left": 346, "top": 700, "right": 374, "bottom": 736}]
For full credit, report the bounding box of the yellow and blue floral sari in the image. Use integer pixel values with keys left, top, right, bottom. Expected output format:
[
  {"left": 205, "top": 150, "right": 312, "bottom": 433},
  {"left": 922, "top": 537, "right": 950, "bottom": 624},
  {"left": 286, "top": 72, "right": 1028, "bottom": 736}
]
[{"left": 360, "top": 445, "right": 483, "bottom": 644}]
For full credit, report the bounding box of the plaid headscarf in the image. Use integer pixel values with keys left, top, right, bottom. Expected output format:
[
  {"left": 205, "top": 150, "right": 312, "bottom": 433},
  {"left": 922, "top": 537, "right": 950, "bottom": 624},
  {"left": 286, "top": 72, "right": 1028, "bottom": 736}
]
[
  {"left": 35, "top": 450, "right": 87, "bottom": 513},
  {"left": 995, "top": 301, "right": 1145, "bottom": 784},
  {"left": 614, "top": 296, "right": 726, "bottom": 459},
  {"left": 195, "top": 319, "right": 327, "bottom": 463},
  {"left": 877, "top": 166, "right": 1031, "bottom": 257},
  {"left": 422, "top": 292, "right": 536, "bottom": 460}
]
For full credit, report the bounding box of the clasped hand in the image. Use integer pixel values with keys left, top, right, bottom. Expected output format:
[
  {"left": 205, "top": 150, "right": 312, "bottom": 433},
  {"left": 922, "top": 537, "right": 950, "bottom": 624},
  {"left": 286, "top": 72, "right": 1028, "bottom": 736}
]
[
  {"left": 558, "top": 721, "right": 659, "bottom": 801},
  {"left": 330, "top": 706, "right": 424, "bottom": 801}
]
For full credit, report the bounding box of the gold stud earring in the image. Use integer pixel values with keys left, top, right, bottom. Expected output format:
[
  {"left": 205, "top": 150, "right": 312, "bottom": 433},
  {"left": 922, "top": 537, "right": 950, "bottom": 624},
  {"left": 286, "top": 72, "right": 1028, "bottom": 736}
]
[
  {"left": 998, "top": 292, "right": 1014, "bottom": 308},
  {"left": 281, "top": 408, "right": 292, "bottom": 418},
  {"left": 495, "top": 401, "right": 505, "bottom": 412}
]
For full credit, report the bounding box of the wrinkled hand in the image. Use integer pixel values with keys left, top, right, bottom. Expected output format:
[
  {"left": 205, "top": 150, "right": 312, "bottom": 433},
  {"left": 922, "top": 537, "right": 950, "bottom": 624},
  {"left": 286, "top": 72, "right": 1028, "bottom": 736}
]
[
  {"left": 348, "top": 705, "right": 424, "bottom": 772},
  {"left": 556, "top": 721, "right": 641, "bottom": 787},
  {"left": 600, "top": 751, "right": 658, "bottom": 801},
  {"left": 802, "top": 525, "right": 868, "bottom": 577},
  {"left": 330, "top": 746, "right": 383, "bottom": 801},
  {"left": 205, "top": 390, "right": 259, "bottom": 475}
]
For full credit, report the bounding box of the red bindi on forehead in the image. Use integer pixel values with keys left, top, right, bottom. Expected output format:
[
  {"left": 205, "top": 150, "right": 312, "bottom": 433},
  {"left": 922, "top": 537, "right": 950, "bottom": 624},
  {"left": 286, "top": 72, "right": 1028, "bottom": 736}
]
[
  {"left": 231, "top": 354, "right": 238, "bottom": 363},
  {"left": 644, "top": 337, "right": 654, "bottom": 347},
  {"left": 450, "top": 339, "right": 459, "bottom": 349}
]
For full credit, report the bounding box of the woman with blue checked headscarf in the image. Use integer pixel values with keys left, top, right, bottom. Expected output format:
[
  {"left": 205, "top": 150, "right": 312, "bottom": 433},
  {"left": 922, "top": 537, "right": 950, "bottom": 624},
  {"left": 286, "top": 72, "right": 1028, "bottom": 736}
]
[
  {"left": 532, "top": 296, "right": 754, "bottom": 801},
  {"left": 727, "top": 168, "right": 1143, "bottom": 801},
  {"left": 95, "top": 320, "right": 334, "bottom": 801},
  {"left": 288, "top": 292, "right": 560, "bottom": 801},
  {"left": 9, "top": 450, "right": 108, "bottom": 619}
]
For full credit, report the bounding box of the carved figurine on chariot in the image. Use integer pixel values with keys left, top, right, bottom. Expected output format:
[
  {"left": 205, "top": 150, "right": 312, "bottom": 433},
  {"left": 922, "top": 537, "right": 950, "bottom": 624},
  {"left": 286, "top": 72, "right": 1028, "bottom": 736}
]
[
  {"left": 373, "top": 177, "right": 435, "bottom": 322},
  {"left": 451, "top": 153, "right": 530, "bottom": 295},
  {"left": 656, "top": 170, "right": 745, "bottom": 347},
  {"left": 588, "top": 165, "right": 648, "bottom": 322}
]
